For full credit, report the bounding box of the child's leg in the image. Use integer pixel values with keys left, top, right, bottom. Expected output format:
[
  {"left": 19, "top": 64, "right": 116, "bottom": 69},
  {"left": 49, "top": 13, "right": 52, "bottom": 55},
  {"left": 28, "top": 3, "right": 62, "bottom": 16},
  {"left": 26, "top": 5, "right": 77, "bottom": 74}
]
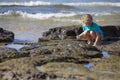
[
  {"left": 87, "top": 31, "right": 95, "bottom": 45},
  {"left": 89, "top": 31, "right": 96, "bottom": 42},
  {"left": 76, "top": 31, "right": 89, "bottom": 40},
  {"left": 93, "top": 32, "right": 101, "bottom": 46}
]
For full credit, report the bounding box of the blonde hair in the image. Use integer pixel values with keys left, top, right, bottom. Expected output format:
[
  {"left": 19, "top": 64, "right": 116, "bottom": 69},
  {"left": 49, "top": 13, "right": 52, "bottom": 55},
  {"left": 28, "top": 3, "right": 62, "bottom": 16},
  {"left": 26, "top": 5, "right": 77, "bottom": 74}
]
[{"left": 81, "top": 14, "right": 93, "bottom": 20}]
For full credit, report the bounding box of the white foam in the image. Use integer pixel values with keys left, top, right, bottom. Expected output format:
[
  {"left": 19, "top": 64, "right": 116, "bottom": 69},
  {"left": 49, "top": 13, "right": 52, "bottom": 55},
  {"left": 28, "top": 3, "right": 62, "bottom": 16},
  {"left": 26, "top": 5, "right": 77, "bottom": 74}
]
[
  {"left": 0, "top": 10, "right": 113, "bottom": 18},
  {"left": 0, "top": 11, "right": 77, "bottom": 19},
  {"left": 54, "top": 18, "right": 82, "bottom": 23},
  {"left": 0, "top": 1, "right": 120, "bottom": 7},
  {"left": 64, "top": 2, "right": 120, "bottom": 7},
  {"left": 24, "top": 12, "right": 76, "bottom": 19},
  {"left": 0, "top": 10, "right": 21, "bottom": 16},
  {"left": 0, "top": 1, "right": 51, "bottom": 6}
]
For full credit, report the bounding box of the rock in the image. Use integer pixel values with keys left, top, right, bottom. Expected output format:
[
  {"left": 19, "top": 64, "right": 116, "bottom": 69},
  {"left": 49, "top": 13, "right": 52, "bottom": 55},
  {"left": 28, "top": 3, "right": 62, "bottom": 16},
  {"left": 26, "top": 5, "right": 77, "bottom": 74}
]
[
  {"left": 81, "top": 45, "right": 100, "bottom": 51},
  {"left": 0, "top": 25, "right": 120, "bottom": 80},
  {"left": 19, "top": 39, "right": 102, "bottom": 59},
  {"left": 38, "top": 38, "right": 49, "bottom": 42},
  {"left": 3, "top": 71, "right": 15, "bottom": 80},
  {"left": 41, "top": 25, "right": 120, "bottom": 40},
  {"left": 0, "top": 47, "right": 19, "bottom": 62},
  {"left": 0, "top": 28, "right": 3, "bottom": 32},
  {"left": 91, "top": 55, "right": 120, "bottom": 73},
  {"left": 20, "top": 45, "right": 39, "bottom": 51},
  {"left": 1, "top": 71, "right": 57, "bottom": 80},
  {"left": 100, "top": 40, "right": 120, "bottom": 53},
  {"left": 0, "top": 38, "right": 120, "bottom": 80},
  {"left": 30, "top": 48, "right": 53, "bottom": 57},
  {"left": 0, "top": 28, "right": 14, "bottom": 42},
  {"left": 101, "top": 25, "right": 120, "bottom": 37},
  {"left": 42, "top": 25, "right": 82, "bottom": 40},
  {"left": 108, "top": 51, "right": 120, "bottom": 56}
]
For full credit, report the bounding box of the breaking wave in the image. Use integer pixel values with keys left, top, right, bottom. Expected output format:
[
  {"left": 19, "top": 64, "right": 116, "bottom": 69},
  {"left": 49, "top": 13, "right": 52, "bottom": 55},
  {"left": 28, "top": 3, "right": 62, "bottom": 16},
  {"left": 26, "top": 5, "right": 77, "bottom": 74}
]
[
  {"left": 63, "top": 2, "right": 120, "bottom": 7},
  {"left": 0, "top": 1, "right": 51, "bottom": 6},
  {"left": 0, "top": 1, "right": 120, "bottom": 7},
  {"left": 0, "top": 11, "right": 77, "bottom": 19},
  {"left": 0, "top": 10, "right": 114, "bottom": 20}
]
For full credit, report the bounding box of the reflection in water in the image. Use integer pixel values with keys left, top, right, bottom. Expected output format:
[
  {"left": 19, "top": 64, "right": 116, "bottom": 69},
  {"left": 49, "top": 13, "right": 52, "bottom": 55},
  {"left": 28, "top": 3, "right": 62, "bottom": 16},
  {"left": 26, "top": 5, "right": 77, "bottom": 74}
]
[
  {"left": 84, "top": 51, "right": 109, "bottom": 69},
  {"left": 101, "top": 51, "right": 109, "bottom": 57},
  {"left": 84, "top": 62, "right": 93, "bottom": 69},
  {"left": 84, "top": 51, "right": 115, "bottom": 74}
]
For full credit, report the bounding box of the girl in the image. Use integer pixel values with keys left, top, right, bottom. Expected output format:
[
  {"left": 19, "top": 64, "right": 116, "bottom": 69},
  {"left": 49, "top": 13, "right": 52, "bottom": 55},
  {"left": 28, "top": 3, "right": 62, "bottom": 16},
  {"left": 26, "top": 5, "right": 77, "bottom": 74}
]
[{"left": 76, "top": 14, "right": 103, "bottom": 46}]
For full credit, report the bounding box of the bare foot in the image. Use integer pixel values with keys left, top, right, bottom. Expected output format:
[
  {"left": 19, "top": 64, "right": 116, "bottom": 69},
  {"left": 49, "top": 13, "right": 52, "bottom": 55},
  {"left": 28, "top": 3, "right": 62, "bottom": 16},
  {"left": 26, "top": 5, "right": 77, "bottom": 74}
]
[{"left": 87, "top": 41, "right": 93, "bottom": 45}]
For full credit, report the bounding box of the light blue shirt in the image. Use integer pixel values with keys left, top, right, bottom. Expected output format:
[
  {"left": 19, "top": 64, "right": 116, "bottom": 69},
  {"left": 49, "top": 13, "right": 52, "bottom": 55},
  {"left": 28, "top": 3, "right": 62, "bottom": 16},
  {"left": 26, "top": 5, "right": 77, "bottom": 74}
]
[{"left": 82, "top": 22, "right": 103, "bottom": 36}]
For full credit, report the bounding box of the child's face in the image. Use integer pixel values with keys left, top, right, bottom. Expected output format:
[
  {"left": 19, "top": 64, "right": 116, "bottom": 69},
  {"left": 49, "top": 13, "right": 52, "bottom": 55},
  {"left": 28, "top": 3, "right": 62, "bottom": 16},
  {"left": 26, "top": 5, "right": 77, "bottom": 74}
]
[{"left": 83, "top": 17, "right": 92, "bottom": 26}]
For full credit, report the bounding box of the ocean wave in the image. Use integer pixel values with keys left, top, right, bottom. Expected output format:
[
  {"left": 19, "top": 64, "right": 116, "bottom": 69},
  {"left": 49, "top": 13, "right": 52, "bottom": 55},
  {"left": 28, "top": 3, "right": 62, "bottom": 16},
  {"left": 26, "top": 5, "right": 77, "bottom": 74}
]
[
  {"left": 64, "top": 2, "right": 120, "bottom": 7},
  {"left": 0, "top": 11, "right": 77, "bottom": 19},
  {"left": 0, "top": 1, "right": 51, "bottom": 6},
  {"left": 0, "top": 1, "right": 120, "bottom": 7},
  {"left": 1, "top": 10, "right": 117, "bottom": 19},
  {"left": 0, "top": 10, "right": 116, "bottom": 20}
]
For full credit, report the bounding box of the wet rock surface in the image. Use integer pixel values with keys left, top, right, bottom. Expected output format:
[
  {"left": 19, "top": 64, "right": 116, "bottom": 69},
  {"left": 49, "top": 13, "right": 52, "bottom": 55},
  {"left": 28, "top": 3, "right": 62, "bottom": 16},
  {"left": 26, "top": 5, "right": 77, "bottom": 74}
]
[
  {"left": 0, "top": 47, "right": 19, "bottom": 62},
  {"left": 0, "top": 25, "right": 120, "bottom": 80}
]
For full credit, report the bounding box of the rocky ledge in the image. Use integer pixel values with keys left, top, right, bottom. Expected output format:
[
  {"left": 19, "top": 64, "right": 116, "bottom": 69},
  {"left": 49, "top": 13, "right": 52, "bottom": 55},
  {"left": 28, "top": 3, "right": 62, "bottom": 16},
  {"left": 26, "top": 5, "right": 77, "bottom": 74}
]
[
  {"left": 0, "top": 25, "right": 120, "bottom": 80},
  {"left": 0, "top": 28, "right": 14, "bottom": 42},
  {"left": 41, "top": 25, "right": 120, "bottom": 40}
]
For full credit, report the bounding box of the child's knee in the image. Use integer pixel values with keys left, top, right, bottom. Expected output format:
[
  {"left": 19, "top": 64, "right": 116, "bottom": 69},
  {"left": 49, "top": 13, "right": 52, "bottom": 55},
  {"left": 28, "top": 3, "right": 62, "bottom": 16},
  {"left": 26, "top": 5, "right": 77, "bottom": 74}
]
[
  {"left": 84, "top": 31, "right": 90, "bottom": 36},
  {"left": 90, "top": 31, "right": 95, "bottom": 35}
]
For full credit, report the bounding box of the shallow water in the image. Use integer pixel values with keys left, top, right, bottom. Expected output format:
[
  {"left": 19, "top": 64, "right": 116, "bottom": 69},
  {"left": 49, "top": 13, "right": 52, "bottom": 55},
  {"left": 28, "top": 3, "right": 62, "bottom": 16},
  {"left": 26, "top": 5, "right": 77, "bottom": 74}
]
[
  {"left": 5, "top": 43, "right": 26, "bottom": 50},
  {"left": 84, "top": 62, "right": 93, "bottom": 69},
  {"left": 84, "top": 51, "right": 116, "bottom": 74},
  {"left": 101, "top": 51, "right": 109, "bottom": 57},
  {"left": 84, "top": 51, "right": 109, "bottom": 68}
]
